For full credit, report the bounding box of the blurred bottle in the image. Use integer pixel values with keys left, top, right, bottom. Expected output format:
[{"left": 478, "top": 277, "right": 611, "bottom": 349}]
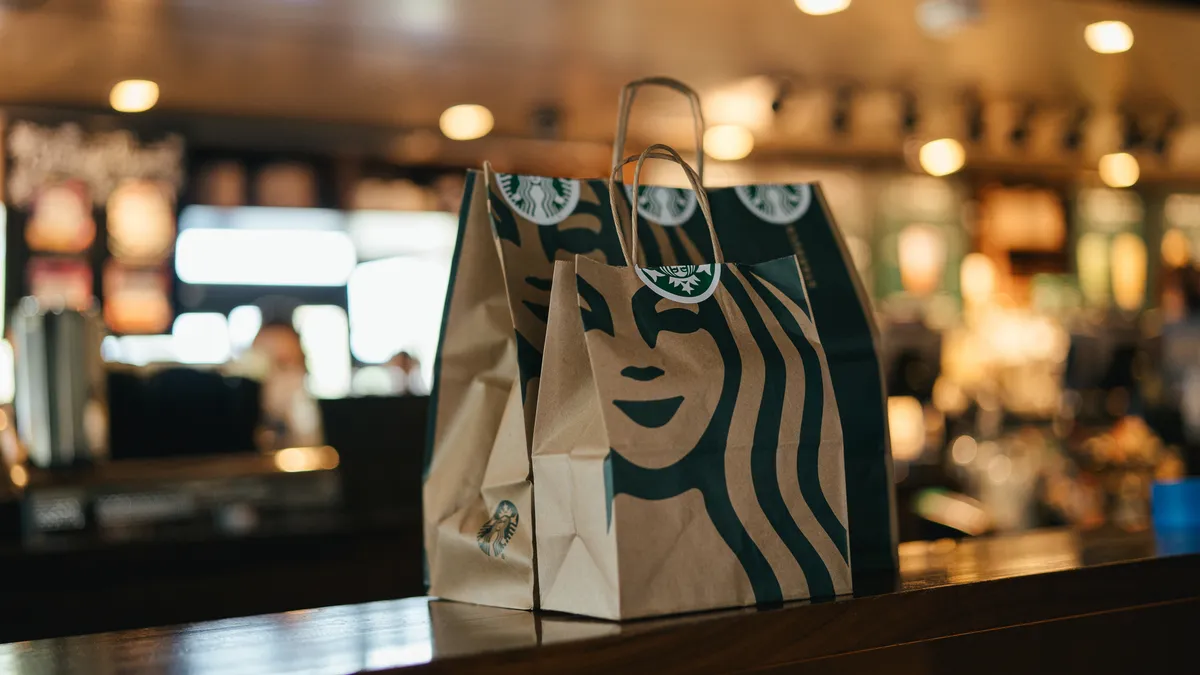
[{"left": 12, "top": 297, "right": 109, "bottom": 468}]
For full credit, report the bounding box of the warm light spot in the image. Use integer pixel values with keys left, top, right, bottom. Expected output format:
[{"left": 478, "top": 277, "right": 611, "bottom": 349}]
[
  {"left": 1161, "top": 228, "right": 1191, "bottom": 268},
  {"left": 9, "top": 464, "right": 28, "bottom": 489},
  {"left": 1099, "top": 152, "right": 1139, "bottom": 188},
  {"left": 1077, "top": 232, "right": 1111, "bottom": 308},
  {"left": 913, "top": 490, "right": 990, "bottom": 535},
  {"left": 438, "top": 104, "right": 494, "bottom": 141},
  {"left": 795, "top": 0, "right": 851, "bottom": 16},
  {"left": 1111, "top": 232, "right": 1147, "bottom": 312},
  {"left": 109, "top": 80, "right": 160, "bottom": 113},
  {"left": 951, "top": 435, "right": 978, "bottom": 466},
  {"left": 0, "top": 409, "right": 7, "bottom": 432},
  {"left": 918, "top": 138, "right": 965, "bottom": 177},
  {"left": 1085, "top": 20, "right": 1133, "bottom": 54},
  {"left": 987, "top": 454, "right": 1013, "bottom": 483},
  {"left": 703, "top": 124, "right": 755, "bottom": 161},
  {"left": 932, "top": 377, "right": 968, "bottom": 415},
  {"left": 898, "top": 223, "right": 947, "bottom": 296},
  {"left": 960, "top": 253, "right": 997, "bottom": 306},
  {"left": 889, "top": 396, "right": 927, "bottom": 461},
  {"left": 274, "top": 446, "right": 339, "bottom": 473}
]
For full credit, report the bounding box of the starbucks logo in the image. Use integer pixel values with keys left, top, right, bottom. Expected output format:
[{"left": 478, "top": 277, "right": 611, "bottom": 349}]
[
  {"left": 735, "top": 184, "right": 813, "bottom": 225},
  {"left": 497, "top": 174, "right": 581, "bottom": 226},
  {"left": 635, "top": 264, "right": 722, "bottom": 304},
  {"left": 623, "top": 185, "right": 697, "bottom": 227},
  {"left": 476, "top": 500, "right": 519, "bottom": 558}
]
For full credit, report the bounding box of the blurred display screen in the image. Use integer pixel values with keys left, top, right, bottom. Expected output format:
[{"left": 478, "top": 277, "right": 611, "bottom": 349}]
[
  {"left": 107, "top": 179, "right": 176, "bottom": 264},
  {"left": 175, "top": 227, "right": 357, "bottom": 286},
  {"left": 103, "top": 262, "right": 173, "bottom": 334},
  {"left": 351, "top": 178, "right": 438, "bottom": 211},
  {"left": 28, "top": 257, "right": 93, "bottom": 310},
  {"left": 978, "top": 186, "right": 1066, "bottom": 253},
  {"left": 198, "top": 161, "right": 248, "bottom": 207},
  {"left": 26, "top": 181, "right": 95, "bottom": 254},
  {"left": 256, "top": 162, "right": 318, "bottom": 208}
]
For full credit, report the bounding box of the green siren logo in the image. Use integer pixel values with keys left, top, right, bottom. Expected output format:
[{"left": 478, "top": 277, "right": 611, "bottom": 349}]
[
  {"left": 624, "top": 185, "right": 697, "bottom": 227},
  {"left": 497, "top": 174, "right": 581, "bottom": 226},
  {"left": 735, "top": 184, "right": 813, "bottom": 225},
  {"left": 477, "top": 499, "right": 519, "bottom": 558},
  {"left": 636, "top": 264, "right": 721, "bottom": 304}
]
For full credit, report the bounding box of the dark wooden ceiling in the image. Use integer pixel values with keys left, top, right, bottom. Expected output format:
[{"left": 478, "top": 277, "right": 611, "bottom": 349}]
[{"left": 2, "top": 0, "right": 1199, "bottom": 175}]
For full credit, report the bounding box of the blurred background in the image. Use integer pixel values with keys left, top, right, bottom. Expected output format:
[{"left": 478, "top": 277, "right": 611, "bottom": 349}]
[{"left": 0, "top": 0, "right": 1198, "bottom": 559}]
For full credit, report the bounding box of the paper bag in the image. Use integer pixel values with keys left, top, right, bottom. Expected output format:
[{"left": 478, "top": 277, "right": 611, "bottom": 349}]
[
  {"left": 424, "top": 80, "right": 712, "bottom": 609},
  {"left": 425, "top": 78, "right": 893, "bottom": 613},
  {"left": 532, "top": 146, "right": 851, "bottom": 620}
]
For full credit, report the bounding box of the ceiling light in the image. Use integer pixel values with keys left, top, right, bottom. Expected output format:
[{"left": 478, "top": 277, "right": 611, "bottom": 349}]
[
  {"left": 1099, "top": 152, "right": 1139, "bottom": 188},
  {"left": 439, "top": 104, "right": 494, "bottom": 141},
  {"left": 703, "top": 124, "right": 754, "bottom": 161},
  {"left": 109, "top": 80, "right": 159, "bottom": 113},
  {"left": 918, "top": 138, "right": 965, "bottom": 177},
  {"left": 795, "top": 0, "right": 851, "bottom": 16},
  {"left": 1085, "top": 21, "right": 1133, "bottom": 54}
]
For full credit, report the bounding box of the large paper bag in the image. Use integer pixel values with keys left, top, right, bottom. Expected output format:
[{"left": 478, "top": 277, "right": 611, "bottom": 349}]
[
  {"left": 532, "top": 146, "right": 851, "bottom": 620},
  {"left": 424, "top": 79, "right": 710, "bottom": 609},
  {"left": 425, "top": 77, "right": 892, "bottom": 612}
]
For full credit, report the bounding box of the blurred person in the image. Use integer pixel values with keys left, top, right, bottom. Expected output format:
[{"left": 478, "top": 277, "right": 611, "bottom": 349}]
[
  {"left": 388, "top": 350, "right": 428, "bottom": 395},
  {"left": 246, "top": 320, "right": 323, "bottom": 449}
]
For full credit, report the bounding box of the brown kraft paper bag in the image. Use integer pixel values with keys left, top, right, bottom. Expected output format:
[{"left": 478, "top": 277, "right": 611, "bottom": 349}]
[
  {"left": 532, "top": 146, "right": 852, "bottom": 619},
  {"left": 424, "top": 80, "right": 708, "bottom": 609}
]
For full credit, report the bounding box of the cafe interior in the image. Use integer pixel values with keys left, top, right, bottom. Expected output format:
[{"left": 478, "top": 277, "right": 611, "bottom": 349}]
[{"left": 0, "top": 0, "right": 1198, "bottom": 673}]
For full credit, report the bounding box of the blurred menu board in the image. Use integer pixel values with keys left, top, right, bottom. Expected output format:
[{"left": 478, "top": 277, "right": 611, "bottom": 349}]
[
  {"left": 977, "top": 186, "right": 1068, "bottom": 304},
  {"left": 196, "top": 161, "right": 248, "bottom": 207},
  {"left": 256, "top": 162, "right": 318, "bottom": 208},
  {"left": 1074, "top": 188, "right": 1146, "bottom": 312},
  {"left": 106, "top": 179, "right": 176, "bottom": 265},
  {"left": 6, "top": 121, "right": 184, "bottom": 210},
  {"left": 103, "top": 262, "right": 172, "bottom": 334},
  {"left": 978, "top": 186, "right": 1066, "bottom": 253},
  {"left": 187, "top": 151, "right": 334, "bottom": 209},
  {"left": 26, "top": 181, "right": 95, "bottom": 254},
  {"left": 875, "top": 174, "right": 966, "bottom": 315},
  {"left": 5, "top": 119, "right": 184, "bottom": 331},
  {"left": 28, "top": 258, "right": 93, "bottom": 310}
]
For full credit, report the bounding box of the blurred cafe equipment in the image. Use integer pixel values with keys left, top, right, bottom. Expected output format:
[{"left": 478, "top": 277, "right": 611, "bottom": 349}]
[{"left": 0, "top": 0, "right": 1197, "bottom": 672}]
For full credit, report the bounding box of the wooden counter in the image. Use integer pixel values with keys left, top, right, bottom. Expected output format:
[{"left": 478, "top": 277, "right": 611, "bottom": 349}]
[{"left": 2, "top": 527, "right": 1197, "bottom": 674}]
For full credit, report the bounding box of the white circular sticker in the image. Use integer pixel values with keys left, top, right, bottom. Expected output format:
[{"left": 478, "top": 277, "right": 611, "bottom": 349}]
[
  {"left": 497, "top": 174, "right": 581, "bottom": 226},
  {"left": 624, "top": 185, "right": 697, "bottom": 227},
  {"left": 635, "top": 264, "right": 722, "bottom": 304},
  {"left": 734, "top": 184, "right": 813, "bottom": 225}
]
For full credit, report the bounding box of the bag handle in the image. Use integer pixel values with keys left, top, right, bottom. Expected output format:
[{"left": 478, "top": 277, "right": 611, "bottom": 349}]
[
  {"left": 608, "top": 143, "right": 724, "bottom": 267},
  {"left": 612, "top": 78, "right": 705, "bottom": 182}
]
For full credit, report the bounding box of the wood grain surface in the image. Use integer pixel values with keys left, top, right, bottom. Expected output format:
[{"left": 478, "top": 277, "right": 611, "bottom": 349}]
[{"left": 1, "top": 528, "right": 1195, "bottom": 674}]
